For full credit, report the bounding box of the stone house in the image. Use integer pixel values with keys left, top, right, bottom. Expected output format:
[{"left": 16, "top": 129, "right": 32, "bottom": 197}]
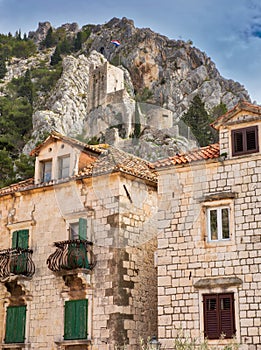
[
  {"left": 0, "top": 100, "right": 260, "bottom": 350},
  {"left": 0, "top": 131, "right": 158, "bottom": 350},
  {"left": 154, "top": 101, "right": 261, "bottom": 349}
]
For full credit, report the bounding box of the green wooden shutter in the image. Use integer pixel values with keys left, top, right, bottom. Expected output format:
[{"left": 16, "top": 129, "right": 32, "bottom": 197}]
[
  {"left": 12, "top": 231, "right": 18, "bottom": 248},
  {"left": 11, "top": 230, "right": 29, "bottom": 274},
  {"left": 17, "top": 230, "right": 29, "bottom": 249},
  {"left": 5, "top": 305, "right": 26, "bottom": 343},
  {"left": 78, "top": 219, "right": 89, "bottom": 268},
  {"left": 78, "top": 218, "right": 87, "bottom": 240},
  {"left": 12, "top": 230, "right": 29, "bottom": 249},
  {"left": 64, "top": 299, "right": 88, "bottom": 340}
]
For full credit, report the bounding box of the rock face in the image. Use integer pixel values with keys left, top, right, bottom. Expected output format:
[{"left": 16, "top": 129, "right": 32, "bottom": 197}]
[
  {"left": 28, "top": 22, "right": 52, "bottom": 43},
  {"left": 4, "top": 17, "right": 251, "bottom": 154},
  {"left": 86, "top": 17, "right": 250, "bottom": 114}
]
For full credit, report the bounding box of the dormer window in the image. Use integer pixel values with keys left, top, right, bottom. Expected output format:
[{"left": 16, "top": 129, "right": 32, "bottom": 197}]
[
  {"left": 41, "top": 160, "right": 52, "bottom": 182},
  {"left": 58, "top": 155, "right": 70, "bottom": 179},
  {"left": 232, "top": 125, "right": 259, "bottom": 156}
]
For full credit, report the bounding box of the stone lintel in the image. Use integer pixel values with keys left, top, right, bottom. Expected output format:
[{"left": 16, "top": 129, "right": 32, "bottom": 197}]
[
  {"left": 194, "top": 277, "right": 243, "bottom": 289},
  {"left": 199, "top": 191, "right": 237, "bottom": 203}
]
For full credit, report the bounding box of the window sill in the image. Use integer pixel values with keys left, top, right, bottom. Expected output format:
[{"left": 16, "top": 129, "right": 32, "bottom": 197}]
[
  {"left": 55, "top": 339, "right": 91, "bottom": 349},
  {"left": 0, "top": 343, "right": 30, "bottom": 349},
  {"left": 204, "top": 239, "right": 234, "bottom": 248},
  {"left": 206, "top": 338, "right": 238, "bottom": 347}
]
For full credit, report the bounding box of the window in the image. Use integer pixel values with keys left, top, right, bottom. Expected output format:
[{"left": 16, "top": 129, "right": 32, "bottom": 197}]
[
  {"left": 58, "top": 155, "right": 70, "bottom": 179},
  {"left": 11, "top": 230, "right": 29, "bottom": 274},
  {"left": 69, "top": 218, "right": 87, "bottom": 240},
  {"left": 41, "top": 160, "right": 52, "bottom": 182},
  {"left": 12, "top": 230, "right": 29, "bottom": 249},
  {"left": 232, "top": 126, "right": 259, "bottom": 156},
  {"left": 5, "top": 305, "right": 26, "bottom": 343},
  {"left": 68, "top": 218, "right": 89, "bottom": 269},
  {"left": 207, "top": 207, "right": 230, "bottom": 241},
  {"left": 64, "top": 299, "right": 88, "bottom": 340},
  {"left": 203, "top": 293, "right": 235, "bottom": 339}
]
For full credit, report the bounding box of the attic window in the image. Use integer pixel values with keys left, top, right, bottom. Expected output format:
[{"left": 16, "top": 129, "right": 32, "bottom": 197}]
[
  {"left": 58, "top": 155, "right": 70, "bottom": 179},
  {"left": 231, "top": 126, "right": 259, "bottom": 156},
  {"left": 41, "top": 160, "right": 52, "bottom": 182}
]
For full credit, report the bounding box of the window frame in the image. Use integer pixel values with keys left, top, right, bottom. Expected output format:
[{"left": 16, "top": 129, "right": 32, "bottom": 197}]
[
  {"left": 231, "top": 125, "right": 259, "bottom": 156},
  {"left": 203, "top": 293, "right": 236, "bottom": 340},
  {"left": 5, "top": 305, "right": 26, "bottom": 344},
  {"left": 206, "top": 206, "right": 230, "bottom": 242},
  {"left": 69, "top": 218, "right": 87, "bottom": 240},
  {"left": 40, "top": 159, "right": 52, "bottom": 182},
  {"left": 64, "top": 299, "right": 88, "bottom": 340},
  {"left": 58, "top": 154, "right": 70, "bottom": 179}
]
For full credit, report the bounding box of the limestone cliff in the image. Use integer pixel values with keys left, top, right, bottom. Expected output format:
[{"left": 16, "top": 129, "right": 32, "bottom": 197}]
[{"left": 2, "top": 18, "right": 251, "bottom": 155}]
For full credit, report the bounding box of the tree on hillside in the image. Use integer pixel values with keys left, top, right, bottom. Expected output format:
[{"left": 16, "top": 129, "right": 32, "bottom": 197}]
[
  {"left": 0, "top": 56, "right": 7, "bottom": 79},
  {"left": 50, "top": 45, "right": 62, "bottom": 66},
  {"left": 41, "top": 27, "right": 55, "bottom": 48},
  {"left": 17, "top": 69, "right": 35, "bottom": 105},
  {"left": 181, "top": 95, "right": 218, "bottom": 146},
  {"left": 74, "top": 31, "right": 83, "bottom": 51},
  {"left": 0, "top": 149, "right": 14, "bottom": 187}
]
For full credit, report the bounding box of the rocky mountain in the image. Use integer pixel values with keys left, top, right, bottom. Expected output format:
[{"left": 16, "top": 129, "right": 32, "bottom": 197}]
[{"left": 2, "top": 17, "right": 251, "bottom": 158}]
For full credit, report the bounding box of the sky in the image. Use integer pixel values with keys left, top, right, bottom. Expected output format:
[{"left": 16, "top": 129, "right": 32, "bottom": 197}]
[{"left": 0, "top": 0, "right": 261, "bottom": 103}]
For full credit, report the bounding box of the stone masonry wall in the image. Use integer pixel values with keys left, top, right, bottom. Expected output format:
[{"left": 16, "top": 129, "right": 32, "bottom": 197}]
[
  {"left": 157, "top": 151, "right": 261, "bottom": 349},
  {"left": 0, "top": 171, "right": 157, "bottom": 349}
]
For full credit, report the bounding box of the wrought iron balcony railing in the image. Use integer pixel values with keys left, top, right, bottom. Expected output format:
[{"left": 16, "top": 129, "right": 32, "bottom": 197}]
[
  {"left": 47, "top": 239, "right": 95, "bottom": 272},
  {"left": 0, "top": 248, "right": 35, "bottom": 281}
]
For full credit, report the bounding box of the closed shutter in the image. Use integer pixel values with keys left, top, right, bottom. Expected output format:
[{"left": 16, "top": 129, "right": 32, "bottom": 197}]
[
  {"left": 203, "top": 293, "right": 235, "bottom": 339},
  {"left": 233, "top": 131, "right": 243, "bottom": 153},
  {"left": 203, "top": 295, "right": 219, "bottom": 339},
  {"left": 232, "top": 126, "right": 258, "bottom": 156},
  {"left": 12, "top": 230, "right": 29, "bottom": 249},
  {"left": 246, "top": 127, "right": 258, "bottom": 151},
  {"left": 220, "top": 294, "right": 235, "bottom": 338},
  {"left": 11, "top": 230, "right": 29, "bottom": 274},
  {"left": 5, "top": 305, "right": 26, "bottom": 343},
  {"left": 64, "top": 299, "right": 88, "bottom": 340}
]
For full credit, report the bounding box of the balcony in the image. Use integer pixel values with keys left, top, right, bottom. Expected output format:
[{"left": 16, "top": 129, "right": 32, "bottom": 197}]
[
  {"left": 47, "top": 239, "right": 95, "bottom": 273},
  {"left": 0, "top": 248, "right": 35, "bottom": 281}
]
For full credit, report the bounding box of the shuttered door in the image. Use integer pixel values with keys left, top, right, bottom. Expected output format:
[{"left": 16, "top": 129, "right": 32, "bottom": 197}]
[
  {"left": 11, "top": 230, "right": 29, "bottom": 274},
  {"left": 64, "top": 299, "right": 88, "bottom": 340},
  {"left": 203, "top": 295, "right": 219, "bottom": 339},
  {"left": 220, "top": 294, "right": 235, "bottom": 338},
  {"left": 5, "top": 305, "right": 26, "bottom": 343},
  {"left": 203, "top": 293, "right": 235, "bottom": 339}
]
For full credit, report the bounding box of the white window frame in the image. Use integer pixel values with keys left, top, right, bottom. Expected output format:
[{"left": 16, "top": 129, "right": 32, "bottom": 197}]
[
  {"left": 69, "top": 221, "right": 79, "bottom": 240},
  {"left": 58, "top": 155, "right": 70, "bottom": 179},
  {"left": 41, "top": 159, "right": 52, "bottom": 182},
  {"left": 207, "top": 206, "right": 230, "bottom": 242}
]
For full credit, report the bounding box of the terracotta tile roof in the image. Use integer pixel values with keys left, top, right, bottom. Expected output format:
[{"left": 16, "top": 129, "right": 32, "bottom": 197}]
[
  {"left": 211, "top": 100, "right": 261, "bottom": 129},
  {"left": 78, "top": 147, "right": 158, "bottom": 183},
  {"left": 153, "top": 143, "right": 220, "bottom": 168},
  {"left": 30, "top": 130, "right": 107, "bottom": 156},
  {"left": 0, "top": 178, "right": 34, "bottom": 197},
  {"left": 0, "top": 146, "right": 157, "bottom": 197}
]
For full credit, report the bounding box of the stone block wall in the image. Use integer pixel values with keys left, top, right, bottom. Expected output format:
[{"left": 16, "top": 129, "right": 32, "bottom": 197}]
[
  {"left": 157, "top": 152, "right": 261, "bottom": 349},
  {"left": 0, "top": 172, "right": 157, "bottom": 349}
]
